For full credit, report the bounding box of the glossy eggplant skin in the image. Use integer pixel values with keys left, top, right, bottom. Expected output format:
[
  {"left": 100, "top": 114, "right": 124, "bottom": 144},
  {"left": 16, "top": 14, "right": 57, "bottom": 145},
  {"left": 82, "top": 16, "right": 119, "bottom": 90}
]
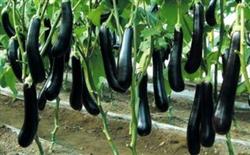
[
  {"left": 246, "top": 32, "right": 250, "bottom": 47},
  {"left": 69, "top": 57, "right": 83, "bottom": 111},
  {"left": 162, "top": 42, "right": 172, "bottom": 61},
  {"left": 149, "top": 4, "right": 159, "bottom": 13},
  {"left": 51, "top": 1, "right": 73, "bottom": 57},
  {"left": 100, "top": 12, "right": 111, "bottom": 24},
  {"left": 99, "top": 26, "right": 126, "bottom": 93},
  {"left": 185, "top": 2, "right": 204, "bottom": 74},
  {"left": 222, "top": 48, "right": 230, "bottom": 78},
  {"left": 248, "top": 96, "right": 250, "bottom": 107},
  {"left": 44, "top": 56, "right": 65, "bottom": 101},
  {"left": 117, "top": 27, "right": 133, "bottom": 90},
  {"left": 111, "top": 32, "right": 119, "bottom": 49},
  {"left": 137, "top": 74, "right": 152, "bottom": 136},
  {"left": 205, "top": 0, "right": 217, "bottom": 26},
  {"left": 64, "top": 45, "right": 71, "bottom": 64},
  {"left": 43, "top": 18, "right": 53, "bottom": 66},
  {"left": 152, "top": 50, "right": 169, "bottom": 112},
  {"left": 37, "top": 55, "right": 63, "bottom": 110},
  {"left": 7, "top": 37, "right": 22, "bottom": 82},
  {"left": 82, "top": 68, "right": 100, "bottom": 116},
  {"left": 168, "top": 26, "right": 185, "bottom": 92},
  {"left": 37, "top": 82, "right": 48, "bottom": 111},
  {"left": 200, "top": 82, "right": 215, "bottom": 147},
  {"left": 1, "top": 7, "right": 15, "bottom": 37},
  {"left": 37, "top": 19, "right": 53, "bottom": 110},
  {"left": 213, "top": 31, "right": 241, "bottom": 135},
  {"left": 187, "top": 83, "right": 202, "bottom": 155},
  {"left": 26, "top": 16, "right": 45, "bottom": 83},
  {"left": 18, "top": 84, "right": 38, "bottom": 147}
]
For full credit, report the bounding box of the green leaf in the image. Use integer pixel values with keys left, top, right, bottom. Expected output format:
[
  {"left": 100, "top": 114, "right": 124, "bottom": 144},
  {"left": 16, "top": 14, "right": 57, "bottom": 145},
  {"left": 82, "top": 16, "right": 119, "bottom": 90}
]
[
  {"left": 88, "top": 4, "right": 105, "bottom": 26},
  {"left": 183, "top": 62, "right": 202, "bottom": 82},
  {"left": 0, "top": 35, "right": 9, "bottom": 49},
  {"left": 49, "top": 0, "right": 56, "bottom": 4},
  {"left": 33, "top": 0, "right": 40, "bottom": 9},
  {"left": 74, "top": 26, "right": 88, "bottom": 40},
  {"left": 96, "top": 76, "right": 107, "bottom": 91},
  {"left": 88, "top": 50, "right": 105, "bottom": 90},
  {"left": 163, "top": 68, "right": 172, "bottom": 95},
  {"left": 141, "top": 27, "right": 161, "bottom": 38},
  {"left": 245, "top": 47, "right": 250, "bottom": 64},
  {"left": 237, "top": 81, "right": 248, "bottom": 96},
  {"left": 138, "top": 49, "right": 150, "bottom": 73},
  {"left": 3, "top": 67, "right": 17, "bottom": 95},
  {"left": 206, "top": 52, "right": 219, "bottom": 66}
]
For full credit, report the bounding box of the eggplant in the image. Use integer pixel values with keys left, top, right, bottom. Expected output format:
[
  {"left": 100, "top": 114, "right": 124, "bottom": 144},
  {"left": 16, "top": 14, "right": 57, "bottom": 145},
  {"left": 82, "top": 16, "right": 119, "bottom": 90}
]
[
  {"left": 117, "top": 27, "right": 133, "bottom": 90},
  {"left": 26, "top": 16, "right": 45, "bottom": 83},
  {"left": 205, "top": 0, "right": 217, "bottom": 26},
  {"left": 51, "top": 1, "right": 73, "bottom": 57},
  {"left": 1, "top": 7, "right": 15, "bottom": 37},
  {"left": 187, "top": 83, "right": 203, "bottom": 155},
  {"left": 168, "top": 26, "right": 185, "bottom": 92},
  {"left": 69, "top": 56, "right": 83, "bottom": 111},
  {"left": 152, "top": 50, "right": 169, "bottom": 112},
  {"left": 7, "top": 37, "right": 22, "bottom": 82},
  {"left": 18, "top": 84, "right": 38, "bottom": 147},
  {"left": 185, "top": 2, "right": 204, "bottom": 74},
  {"left": 44, "top": 56, "right": 65, "bottom": 101},
  {"left": 99, "top": 26, "right": 126, "bottom": 92},
  {"left": 213, "top": 31, "right": 241, "bottom": 135},
  {"left": 137, "top": 74, "right": 152, "bottom": 136},
  {"left": 200, "top": 82, "right": 215, "bottom": 147}
]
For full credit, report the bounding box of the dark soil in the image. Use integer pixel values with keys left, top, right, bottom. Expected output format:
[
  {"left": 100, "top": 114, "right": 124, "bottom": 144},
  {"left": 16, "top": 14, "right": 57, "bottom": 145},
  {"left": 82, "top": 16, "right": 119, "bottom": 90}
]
[{"left": 0, "top": 94, "right": 250, "bottom": 154}]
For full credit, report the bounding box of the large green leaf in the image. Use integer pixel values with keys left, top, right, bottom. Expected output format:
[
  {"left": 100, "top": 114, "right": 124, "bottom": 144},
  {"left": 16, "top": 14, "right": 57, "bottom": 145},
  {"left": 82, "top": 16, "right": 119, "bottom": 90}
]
[{"left": 4, "top": 67, "right": 17, "bottom": 95}]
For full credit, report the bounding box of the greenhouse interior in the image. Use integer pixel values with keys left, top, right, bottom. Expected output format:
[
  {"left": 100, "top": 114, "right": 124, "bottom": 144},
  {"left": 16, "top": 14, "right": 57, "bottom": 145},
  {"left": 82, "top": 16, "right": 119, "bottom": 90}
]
[{"left": 0, "top": 0, "right": 250, "bottom": 154}]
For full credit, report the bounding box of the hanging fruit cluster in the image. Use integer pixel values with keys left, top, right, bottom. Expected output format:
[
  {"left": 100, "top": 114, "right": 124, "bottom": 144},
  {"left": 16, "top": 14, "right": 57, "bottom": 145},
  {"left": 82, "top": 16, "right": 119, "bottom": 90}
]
[{"left": 0, "top": 0, "right": 249, "bottom": 154}]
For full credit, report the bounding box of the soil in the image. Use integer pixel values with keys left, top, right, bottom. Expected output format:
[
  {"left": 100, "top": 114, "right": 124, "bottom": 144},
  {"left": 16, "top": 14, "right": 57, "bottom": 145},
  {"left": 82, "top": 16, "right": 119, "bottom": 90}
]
[{"left": 0, "top": 93, "right": 250, "bottom": 155}]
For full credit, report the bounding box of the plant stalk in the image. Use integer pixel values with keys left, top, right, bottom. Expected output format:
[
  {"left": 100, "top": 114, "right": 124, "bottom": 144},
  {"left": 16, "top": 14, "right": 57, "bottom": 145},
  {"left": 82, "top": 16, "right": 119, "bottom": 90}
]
[
  {"left": 35, "top": 134, "right": 44, "bottom": 155},
  {"left": 40, "top": 0, "right": 50, "bottom": 20},
  {"left": 97, "top": 96, "right": 119, "bottom": 155},
  {"left": 49, "top": 97, "right": 60, "bottom": 152},
  {"left": 12, "top": 0, "right": 26, "bottom": 80},
  {"left": 214, "top": 0, "right": 225, "bottom": 102},
  {"left": 128, "top": 16, "right": 140, "bottom": 155},
  {"left": 112, "top": 0, "right": 122, "bottom": 38},
  {"left": 239, "top": 1, "right": 250, "bottom": 94},
  {"left": 40, "top": 0, "right": 81, "bottom": 56},
  {"left": 226, "top": 132, "right": 235, "bottom": 155}
]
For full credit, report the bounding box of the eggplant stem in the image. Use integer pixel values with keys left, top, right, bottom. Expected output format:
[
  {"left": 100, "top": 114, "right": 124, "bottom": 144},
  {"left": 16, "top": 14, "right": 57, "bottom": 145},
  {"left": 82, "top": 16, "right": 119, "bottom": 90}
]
[
  {"left": 40, "top": 0, "right": 81, "bottom": 56},
  {"left": 226, "top": 132, "right": 235, "bottom": 155},
  {"left": 214, "top": 0, "right": 225, "bottom": 102},
  {"left": 49, "top": 97, "right": 60, "bottom": 152},
  {"left": 35, "top": 134, "right": 44, "bottom": 155},
  {"left": 12, "top": 0, "right": 26, "bottom": 80},
  {"left": 239, "top": 1, "right": 250, "bottom": 96},
  {"left": 97, "top": 96, "right": 119, "bottom": 155}
]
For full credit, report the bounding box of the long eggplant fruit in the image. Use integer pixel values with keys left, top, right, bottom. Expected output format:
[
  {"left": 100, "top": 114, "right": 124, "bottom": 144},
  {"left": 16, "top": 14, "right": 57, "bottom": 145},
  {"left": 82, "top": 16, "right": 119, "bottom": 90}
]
[
  {"left": 187, "top": 83, "right": 203, "bottom": 155},
  {"left": 168, "top": 26, "right": 185, "bottom": 92},
  {"left": 185, "top": 2, "right": 204, "bottom": 74},
  {"left": 69, "top": 56, "right": 83, "bottom": 111},
  {"left": 200, "top": 82, "right": 215, "bottom": 147},
  {"left": 26, "top": 16, "right": 45, "bottom": 83},
  {"left": 137, "top": 74, "right": 152, "bottom": 136},
  {"left": 99, "top": 26, "right": 126, "bottom": 93},
  {"left": 18, "top": 84, "right": 38, "bottom": 147},
  {"left": 213, "top": 31, "right": 241, "bottom": 135},
  {"left": 7, "top": 37, "right": 22, "bottom": 82},
  {"left": 117, "top": 27, "right": 133, "bottom": 90},
  {"left": 152, "top": 50, "right": 169, "bottom": 112}
]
